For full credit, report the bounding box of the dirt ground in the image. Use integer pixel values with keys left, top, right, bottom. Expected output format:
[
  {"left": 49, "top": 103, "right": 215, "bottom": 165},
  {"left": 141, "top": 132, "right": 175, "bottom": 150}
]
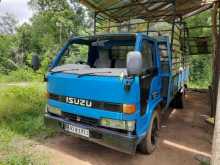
[{"left": 36, "top": 91, "right": 213, "bottom": 165}]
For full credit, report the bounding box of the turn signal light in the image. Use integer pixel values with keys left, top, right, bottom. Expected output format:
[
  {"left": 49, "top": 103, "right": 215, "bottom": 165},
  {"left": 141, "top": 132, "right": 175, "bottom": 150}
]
[{"left": 123, "top": 104, "right": 136, "bottom": 114}]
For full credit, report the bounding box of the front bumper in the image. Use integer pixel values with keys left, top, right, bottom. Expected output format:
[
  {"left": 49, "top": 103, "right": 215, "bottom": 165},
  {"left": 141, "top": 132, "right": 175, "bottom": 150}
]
[{"left": 44, "top": 113, "right": 138, "bottom": 154}]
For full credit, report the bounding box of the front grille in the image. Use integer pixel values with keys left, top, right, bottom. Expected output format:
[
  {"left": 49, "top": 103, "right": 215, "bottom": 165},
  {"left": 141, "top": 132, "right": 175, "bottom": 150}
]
[
  {"left": 62, "top": 112, "right": 99, "bottom": 126},
  {"left": 48, "top": 93, "right": 123, "bottom": 113}
]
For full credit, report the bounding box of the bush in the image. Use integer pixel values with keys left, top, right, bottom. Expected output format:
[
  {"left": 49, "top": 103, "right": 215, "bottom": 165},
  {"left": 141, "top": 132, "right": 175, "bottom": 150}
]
[{"left": 0, "top": 68, "right": 43, "bottom": 83}]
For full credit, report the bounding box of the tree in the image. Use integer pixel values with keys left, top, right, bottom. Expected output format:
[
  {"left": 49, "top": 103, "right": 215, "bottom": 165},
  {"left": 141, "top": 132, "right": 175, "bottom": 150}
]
[
  {"left": 29, "top": 0, "right": 70, "bottom": 12},
  {"left": 0, "top": 0, "right": 92, "bottom": 74},
  {"left": 0, "top": 14, "right": 18, "bottom": 73},
  {"left": 29, "top": 0, "right": 93, "bottom": 35},
  {"left": 0, "top": 13, "right": 18, "bottom": 34},
  {"left": 0, "top": 34, "right": 18, "bottom": 73},
  {"left": 24, "top": 0, "right": 92, "bottom": 71}
]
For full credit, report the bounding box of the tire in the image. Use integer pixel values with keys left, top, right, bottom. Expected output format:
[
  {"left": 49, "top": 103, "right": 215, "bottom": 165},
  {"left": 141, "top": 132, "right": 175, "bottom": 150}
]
[
  {"left": 172, "top": 91, "right": 184, "bottom": 109},
  {"left": 138, "top": 110, "right": 160, "bottom": 154}
]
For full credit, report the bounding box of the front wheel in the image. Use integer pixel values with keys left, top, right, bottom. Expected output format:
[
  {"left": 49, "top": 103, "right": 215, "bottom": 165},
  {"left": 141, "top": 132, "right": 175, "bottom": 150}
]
[{"left": 138, "top": 110, "right": 160, "bottom": 154}]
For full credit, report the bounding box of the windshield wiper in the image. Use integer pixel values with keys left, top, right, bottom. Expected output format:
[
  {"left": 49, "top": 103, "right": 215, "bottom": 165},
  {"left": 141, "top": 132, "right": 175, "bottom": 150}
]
[
  {"left": 77, "top": 71, "right": 112, "bottom": 78},
  {"left": 50, "top": 68, "right": 79, "bottom": 74}
]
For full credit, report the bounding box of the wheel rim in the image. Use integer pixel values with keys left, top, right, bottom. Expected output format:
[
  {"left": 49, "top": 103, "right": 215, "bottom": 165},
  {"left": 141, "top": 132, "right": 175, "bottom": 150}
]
[{"left": 151, "top": 120, "right": 158, "bottom": 145}]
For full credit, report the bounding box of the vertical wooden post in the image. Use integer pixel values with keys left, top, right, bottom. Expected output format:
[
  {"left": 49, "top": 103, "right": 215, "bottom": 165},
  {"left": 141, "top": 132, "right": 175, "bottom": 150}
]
[
  {"left": 108, "top": 18, "right": 111, "bottom": 32},
  {"left": 211, "top": 1, "right": 220, "bottom": 117},
  {"left": 146, "top": 22, "right": 150, "bottom": 36},
  {"left": 212, "top": 76, "right": 220, "bottom": 165},
  {"left": 171, "top": 0, "right": 177, "bottom": 52},
  {"left": 93, "top": 12, "right": 97, "bottom": 35},
  {"left": 212, "top": 1, "right": 220, "bottom": 165}
]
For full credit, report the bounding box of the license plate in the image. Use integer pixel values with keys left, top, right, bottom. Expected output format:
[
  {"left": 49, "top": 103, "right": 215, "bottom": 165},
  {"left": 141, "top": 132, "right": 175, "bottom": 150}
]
[{"left": 64, "top": 124, "right": 89, "bottom": 138}]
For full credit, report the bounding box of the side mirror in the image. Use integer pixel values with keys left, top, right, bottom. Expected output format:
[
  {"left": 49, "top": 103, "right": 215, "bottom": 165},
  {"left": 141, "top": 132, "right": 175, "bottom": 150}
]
[
  {"left": 31, "top": 55, "right": 40, "bottom": 71},
  {"left": 126, "top": 51, "right": 142, "bottom": 76}
]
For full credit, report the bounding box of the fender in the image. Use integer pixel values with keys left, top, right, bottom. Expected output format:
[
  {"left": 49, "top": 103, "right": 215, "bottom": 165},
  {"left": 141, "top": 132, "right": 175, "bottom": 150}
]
[
  {"left": 144, "top": 98, "right": 162, "bottom": 134},
  {"left": 137, "top": 98, "right": 162, "bottom": 142},
  {"left": 137, "top": 76, "right": 162, "bottom": 141}
]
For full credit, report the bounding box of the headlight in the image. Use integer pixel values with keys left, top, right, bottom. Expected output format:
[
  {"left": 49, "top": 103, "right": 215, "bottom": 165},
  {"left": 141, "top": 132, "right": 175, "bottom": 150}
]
[
  {"left": 46, "top": 105, "right": 62, "bottom": 116},
  {"left": 100, "top": 118, "right": 135, "bottom": 131}
]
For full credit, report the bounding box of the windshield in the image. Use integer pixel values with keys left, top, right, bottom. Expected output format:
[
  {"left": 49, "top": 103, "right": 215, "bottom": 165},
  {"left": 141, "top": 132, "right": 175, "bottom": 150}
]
[
  {"left": 59, "top": 43, "right": 135, "bottom": 68},
  {"left": 58, "top": 44, "right": 89, "bottom": 66},
  {"left": 52, "top": 35, "right": 136, "bottom": 76}
]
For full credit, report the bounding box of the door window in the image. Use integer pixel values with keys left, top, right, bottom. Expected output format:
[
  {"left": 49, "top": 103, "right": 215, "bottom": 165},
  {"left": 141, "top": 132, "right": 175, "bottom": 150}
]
[
  {"left": 141, "top": 41, "right": 154, "bottom": 71},
  {"left": 140, "top": 40, "right": 155, "bottom": 116}
]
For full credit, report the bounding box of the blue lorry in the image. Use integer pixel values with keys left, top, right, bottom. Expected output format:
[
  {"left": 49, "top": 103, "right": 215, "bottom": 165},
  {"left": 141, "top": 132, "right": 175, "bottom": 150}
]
[{"left": 44, "top": 33, "right": 188, "bottom": 154}]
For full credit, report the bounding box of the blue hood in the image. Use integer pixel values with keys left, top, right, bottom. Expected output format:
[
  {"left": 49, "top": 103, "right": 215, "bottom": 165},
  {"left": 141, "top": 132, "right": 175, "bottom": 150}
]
[{"left": 47, "top": 73, "right": 140, "bottom": 120}]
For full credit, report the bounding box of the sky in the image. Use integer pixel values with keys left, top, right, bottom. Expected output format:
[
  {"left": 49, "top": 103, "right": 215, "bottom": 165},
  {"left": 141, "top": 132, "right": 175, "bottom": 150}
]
[{"left": 0, "top": 0, "right": 33, "bottom": 24}]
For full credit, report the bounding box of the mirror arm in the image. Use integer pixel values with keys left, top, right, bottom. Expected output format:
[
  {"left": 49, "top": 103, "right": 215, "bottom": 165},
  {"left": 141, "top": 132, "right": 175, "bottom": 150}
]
[{"left": 124, "top": 76, "right": 135, "bottom": 92}]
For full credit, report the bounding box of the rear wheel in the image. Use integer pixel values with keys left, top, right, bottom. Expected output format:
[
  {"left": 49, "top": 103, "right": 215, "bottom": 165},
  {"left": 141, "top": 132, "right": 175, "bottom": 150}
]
[
  {"left": 171, "top": 91, "right": 184, "bottom": 109},
  {"left": 138, "top": 110, "right": 160, "bottom": 154}
]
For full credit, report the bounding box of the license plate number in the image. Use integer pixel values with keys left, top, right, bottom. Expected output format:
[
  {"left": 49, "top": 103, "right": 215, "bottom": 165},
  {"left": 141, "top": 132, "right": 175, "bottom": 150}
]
[{"left": 64, "top": 124, "right": 89, "bottom": 138}]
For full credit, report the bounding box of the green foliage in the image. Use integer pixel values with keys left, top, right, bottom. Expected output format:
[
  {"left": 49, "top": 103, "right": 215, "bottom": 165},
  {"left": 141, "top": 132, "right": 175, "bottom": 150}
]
[
  {"left": 0, "top": 84, "right": 53, "bottom": 164},
  {"left": 62, "top": 44, "right": 88, "bottom": 65},
  {"left": 0, "top": 35, "right": 18, "bottom": 73},
  {"left": 0, "top": 84, "right": 53, "bottom": 137},
  {"left": 187, "top": 11, "right": 211, "bottom": 37},
  {"left": 188, "top": 55, "right": 212, "bottom": 89},
  {"left": 186, "top": 10, "right": 212, "bottom": 88},
  {"left": 0, "top": 0, "right": 92, "bottom": 75},
  {"left": 0, "top": 68, "right": 42, "bottom": 83}
]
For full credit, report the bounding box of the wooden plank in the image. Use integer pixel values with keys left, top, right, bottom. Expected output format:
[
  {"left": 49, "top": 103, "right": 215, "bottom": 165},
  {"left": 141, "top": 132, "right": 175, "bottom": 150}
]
[
  {"left": 79, "top": 0, "right": 119, "bottom": 21},
  {"left": 183, "top": 3, "right": 213, "bottom": 18}
]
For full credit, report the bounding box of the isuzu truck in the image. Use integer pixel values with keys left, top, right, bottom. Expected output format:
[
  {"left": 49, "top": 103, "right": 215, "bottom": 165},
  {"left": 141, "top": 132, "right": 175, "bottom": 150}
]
[{"left": 44, "top": 33, "right": 188, "bottom": 154}]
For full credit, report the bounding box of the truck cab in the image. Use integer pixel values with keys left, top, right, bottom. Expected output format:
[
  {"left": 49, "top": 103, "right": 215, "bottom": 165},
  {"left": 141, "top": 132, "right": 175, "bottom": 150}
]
[{"left": 44, "top": 33, "right": 184, "bottom": 154}]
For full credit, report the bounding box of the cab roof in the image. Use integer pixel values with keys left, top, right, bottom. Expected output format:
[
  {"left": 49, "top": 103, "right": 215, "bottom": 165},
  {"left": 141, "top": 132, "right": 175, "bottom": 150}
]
[{"left": 69, "top": 33, "right": 159, "bottom": 45}]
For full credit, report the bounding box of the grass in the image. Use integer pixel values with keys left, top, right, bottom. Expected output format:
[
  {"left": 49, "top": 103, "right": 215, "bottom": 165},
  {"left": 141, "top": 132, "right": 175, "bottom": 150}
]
[
  {"left": 0, "top": 151, "right": 49, "bottom": 165},
  {"left": 0, "top": 68, "right": 210, "bottom": 89},
  {"left": 188, "top": 81, "right": 210, "bottom": 89},
  {"left": 0, "top": 83, "right": 54, "bottom": 165}
]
